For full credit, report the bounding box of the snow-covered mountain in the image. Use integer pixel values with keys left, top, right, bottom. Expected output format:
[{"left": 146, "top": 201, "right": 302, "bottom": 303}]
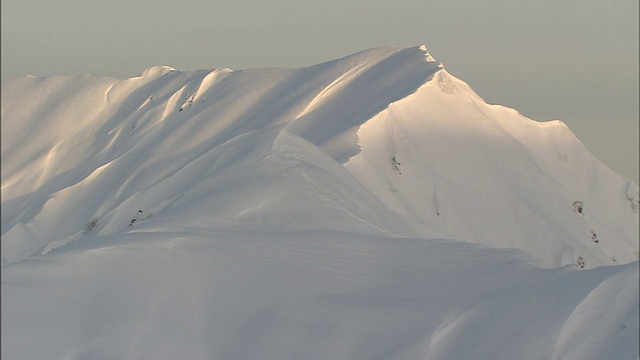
[{"left": 2, "top": 45, "right": 638, "bottom": 360}]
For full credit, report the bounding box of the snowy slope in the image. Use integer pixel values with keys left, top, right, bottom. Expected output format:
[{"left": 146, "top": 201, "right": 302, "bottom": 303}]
[
  {"left": 2, "top": 232, "right": 637, "bottom": 360},
  {"left": 1, "top": 45, "right": 638, "bottom": 359},
  {"left": 344, "top": 68, "right": 639, "bottom": 268}
]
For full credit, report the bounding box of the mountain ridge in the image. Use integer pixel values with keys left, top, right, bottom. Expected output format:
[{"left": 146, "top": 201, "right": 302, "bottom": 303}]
[
  {"left": 1, "top": 45, "right": 637, "bottom": 267},
  {"left": 1, "top": 45, "right": 638, "bottom": 360}
]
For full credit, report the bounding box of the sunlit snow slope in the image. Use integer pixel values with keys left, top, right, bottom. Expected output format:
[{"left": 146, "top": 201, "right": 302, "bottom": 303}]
[{"left": 2, "top": 45, "right": 638, "bottom": 360}]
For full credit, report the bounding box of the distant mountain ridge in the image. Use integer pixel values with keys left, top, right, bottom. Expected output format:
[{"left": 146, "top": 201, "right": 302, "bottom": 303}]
[
  {"left": 1, "top": 45, "right": 638, "bottom": 360},
  {"left": 2, "top": 45, "right": 636, "bottom": 267}
]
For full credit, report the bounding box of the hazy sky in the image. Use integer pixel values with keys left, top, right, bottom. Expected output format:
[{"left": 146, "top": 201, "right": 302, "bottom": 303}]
[{"left": 2, "top": 0, "right": 638, "bottom": 183}]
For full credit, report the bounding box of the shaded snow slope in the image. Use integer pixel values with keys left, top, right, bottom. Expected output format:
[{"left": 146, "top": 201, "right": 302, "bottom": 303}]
[
  {"left": 2, "top": 45, "right": 639, "bottom": 359},
  {"left": 1, "top": 46, "right": 445, "bottom": 265}
]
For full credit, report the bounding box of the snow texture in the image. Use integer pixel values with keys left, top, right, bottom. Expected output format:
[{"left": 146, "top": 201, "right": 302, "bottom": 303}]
[{"left": 2, "top": 45, "right": 638, "bottom": 360}]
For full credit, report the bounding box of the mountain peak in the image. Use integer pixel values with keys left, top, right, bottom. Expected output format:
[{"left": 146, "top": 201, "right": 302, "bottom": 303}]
[
  {"left": 2, "top": 45, "right": 636, "bottom": 268},
  {"left": 2, "top": 45, "right": 638, "bottom": 360},
  {"left": 138, "top": 65, "right": 178, "bottom": 78},
  {"left": 418, "top": 44, "right": 438, "bottom": 62}
]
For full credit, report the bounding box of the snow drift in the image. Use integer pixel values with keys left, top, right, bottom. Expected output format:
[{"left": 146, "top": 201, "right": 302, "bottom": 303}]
[{"left": 1, "top": 45, "right": 638, "bottom": 360}]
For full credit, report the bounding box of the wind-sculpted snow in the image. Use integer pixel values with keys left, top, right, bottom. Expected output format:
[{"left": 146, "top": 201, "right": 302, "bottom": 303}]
[{"left": 1, "top": 45, "right": 638, "bottom": 359}]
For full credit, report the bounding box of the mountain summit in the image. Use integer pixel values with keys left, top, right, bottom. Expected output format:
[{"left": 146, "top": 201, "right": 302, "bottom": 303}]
[
  {"left": 2, "top": 45, "right": 636, "bottom": 267},
  {"left": 2, "top": 45, "right": 638, "bottom": 359}
]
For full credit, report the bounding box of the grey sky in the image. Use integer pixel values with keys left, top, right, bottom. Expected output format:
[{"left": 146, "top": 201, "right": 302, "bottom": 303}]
[{"left": 2, "top": 0, "right": 638, "bottom": 183}]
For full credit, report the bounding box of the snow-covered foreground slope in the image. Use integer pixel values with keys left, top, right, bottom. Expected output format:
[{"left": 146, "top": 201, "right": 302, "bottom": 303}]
[
  {"left": 2, "top": 232, "right": 638, "bottom": 360},
  {"left": 2, "top": 45, "right": 638, "bottom": 359}
]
